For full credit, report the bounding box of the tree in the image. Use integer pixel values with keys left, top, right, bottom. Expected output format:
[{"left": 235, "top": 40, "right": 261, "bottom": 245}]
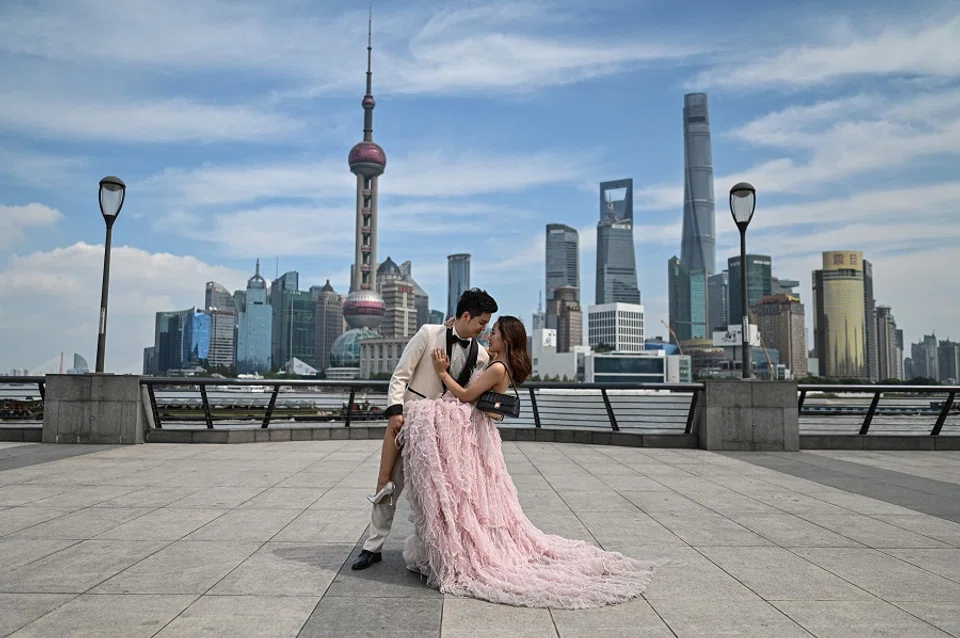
[{"left": 592, "top": 343, "right": 615, "bottom": 353}]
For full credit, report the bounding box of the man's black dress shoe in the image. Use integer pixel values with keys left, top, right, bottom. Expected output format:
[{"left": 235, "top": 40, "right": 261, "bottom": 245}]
[{"left": 352, "top": 550, "right": 382, "bottom": 570}]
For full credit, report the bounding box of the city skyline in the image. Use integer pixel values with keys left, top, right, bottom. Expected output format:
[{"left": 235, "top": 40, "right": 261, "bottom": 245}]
[{"left": 1, "top": 1, "right": 959, "bottom": 372}]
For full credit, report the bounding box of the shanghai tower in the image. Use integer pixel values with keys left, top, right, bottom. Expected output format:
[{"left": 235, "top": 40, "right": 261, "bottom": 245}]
[{"left": 680, "top": 93, "right": 716, "bottom": 276}]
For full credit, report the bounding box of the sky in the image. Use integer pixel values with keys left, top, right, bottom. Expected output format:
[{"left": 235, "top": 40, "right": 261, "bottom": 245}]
[{"left": 1, "top": 0, "right": 959, "bottom": 374}]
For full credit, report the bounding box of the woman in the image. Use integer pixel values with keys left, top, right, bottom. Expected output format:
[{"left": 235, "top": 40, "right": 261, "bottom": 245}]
[{"left": 398, "top": 315, "right": 660, "bottom": 609}]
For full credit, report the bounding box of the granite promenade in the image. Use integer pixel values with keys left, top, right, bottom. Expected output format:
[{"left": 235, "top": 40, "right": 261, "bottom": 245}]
[{"left": 1, "top": 441, "right": 959, "bottom": 637}]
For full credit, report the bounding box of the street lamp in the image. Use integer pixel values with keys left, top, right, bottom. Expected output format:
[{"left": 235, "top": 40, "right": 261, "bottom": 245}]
[
  {"left": 729, "top": 182, "right": 756, "bottom": 379},
  {"left": 95, "top": 176, "right": 126, "bottom": 373}
]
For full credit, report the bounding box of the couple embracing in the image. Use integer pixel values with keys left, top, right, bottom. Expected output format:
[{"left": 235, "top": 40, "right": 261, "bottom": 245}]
[{"left": 351, "top": 288, "right": 659, "bottom": 609}]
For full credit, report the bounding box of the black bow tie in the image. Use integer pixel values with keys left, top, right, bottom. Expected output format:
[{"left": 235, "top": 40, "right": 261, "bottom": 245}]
[{"left": 448, "top": 330, "right": 471, "bottom": 349}]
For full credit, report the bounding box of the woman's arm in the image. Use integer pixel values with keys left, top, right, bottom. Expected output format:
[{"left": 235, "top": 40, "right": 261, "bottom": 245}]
[{"left": 431, "top": 349, "right": 506, "bottom": 403}]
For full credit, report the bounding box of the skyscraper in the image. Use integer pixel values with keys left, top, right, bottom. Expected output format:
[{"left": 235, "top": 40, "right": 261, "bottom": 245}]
[
  {"left": 752, "top": 294, "right": 806, "bottom": 378},
  {"left": 377, "top": 257, "right": 417, "bottom": 338},
  {"left": 911, "top": 334, "right": 939, "bottom": 380},
  {"left": 667, "top": 256, "right": 706, "bottom": 342},
  {"left": 342, "top": 14, "right": 386, "bottom": 334},
  {"left": 727, "top": 254, "right": 773, "bottom": 326},
  {"left": 596, "top": 180, "right": 639, "bottom": 305},
  {"left": 545, "top": 224, "right": 579, "bottom": 322},
  {"left": 549, "top": 286, "right": 582, "bottom": 353},
  {"left": 399, "top": 260, "right": 429, "bottom": 331},
  {"left": 812, "top": 251, "right": 867, "bottom": 378},
  {"left": 707, "top": 271, "right": 728, "bottom": 332},
  {"left": 546, "top": 225, "right": 580, "bottom": 294},
  {"left": 863, "top": 260, "right": 879, "bottom": 381},
  {"left": 205, "top": 282, "right": 237, "bottom": 315},
  {"left": 312, "top": 280, "right": 343, "bottom": 373},
  {"left": 680, "top": 93, "right": 716, "bottom": 276},
  {"left": 876, "top": 306, "right": 900, "bottom": 380},
  {"left": 447, "top": 254, "right": 471, "bottom": 319},
  {"left": 236, "top": 260, "right": 272, "bottom": 373},
  {"left": 270, "top": 273, "right": 315, "bottom": 369}
]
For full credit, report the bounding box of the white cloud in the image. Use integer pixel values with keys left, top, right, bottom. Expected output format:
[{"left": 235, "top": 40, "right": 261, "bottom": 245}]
[
  {"left": 0, "top": 243, "right": 245, "bottom": 373},
  {"left": 0, "top": 1, "right": 702, "bottom": 100},
  {"left": 144, "top": 148, "right": 600, "bottom": 208},
  {"left": 0, "top": 203, "right": 63, "bottom": 249},
  {"left": 0, "top": 93, "right": 300, "bottom": 144},
  {"left": 693, "top": 16, "right": 960, "bottom": 90},
  {"left": 635, "top": 86, "right": 960, "bottom": 211}
]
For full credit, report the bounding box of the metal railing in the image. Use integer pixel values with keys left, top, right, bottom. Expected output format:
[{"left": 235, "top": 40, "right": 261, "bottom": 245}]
[
  {"left": 798, "top": 384, "right": 960, "bottom": 436},
  {"left": 0, "top": 376, "right": 46, "bottom": 423},
  {"left": 139, "top": 377, "right": 704, "bottom": 434}
]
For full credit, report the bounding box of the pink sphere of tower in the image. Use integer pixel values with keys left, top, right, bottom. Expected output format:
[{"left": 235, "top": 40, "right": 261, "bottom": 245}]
[
  {"left": 342, "top": 289, "right": 385, "bottom": 330},
  {"left": 348, "top": 141, "right": 386, "bottom": 178}
]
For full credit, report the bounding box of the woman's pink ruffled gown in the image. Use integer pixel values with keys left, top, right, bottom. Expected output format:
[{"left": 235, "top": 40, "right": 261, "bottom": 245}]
[{"left": 398, "top": 372, "right": 660, "bottom": 609}]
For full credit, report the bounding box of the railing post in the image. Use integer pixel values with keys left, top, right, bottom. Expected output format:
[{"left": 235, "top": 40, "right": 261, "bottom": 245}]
[
  {"left": 931, "top": 391, "right": 956, "bottom": 436},
  {"left": 262, "top": 387, "right": 280, "bottom": 428},
  {"left": 528, "top": 387, "right": 541, "bottom": 428},
  {"left": 199, "top": 385, "right": 214, "bottom": 429},
  {"left": 345, "top": 387, "right": 356, "bottom": 427},
  {"left": 37, "top": 380, "right": 45, "bottom": 402},
  {"left": 146, "top": 384, "right": 163, "bottom": 429},
  {"left": 684, "top": 388, "right": 700, "bottom": 435},
  {"left": 600, "top": 389, "right": 619, "bottom": 431},
  {"left": 797, "top": 388, "right": 807, "bottom": 412},
  {"left": 859, "top": 391, "right": 882, "bottom": 435}
]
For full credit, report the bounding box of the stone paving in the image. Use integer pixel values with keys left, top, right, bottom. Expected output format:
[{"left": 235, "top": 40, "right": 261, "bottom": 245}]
[{"left": 0, "top": 440, "right": 959, "bottom": 637}]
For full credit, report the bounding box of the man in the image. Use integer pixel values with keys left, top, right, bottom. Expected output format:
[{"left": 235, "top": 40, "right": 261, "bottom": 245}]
[{"left": 352, "top": 288, "right": 498, "bottom": 570}]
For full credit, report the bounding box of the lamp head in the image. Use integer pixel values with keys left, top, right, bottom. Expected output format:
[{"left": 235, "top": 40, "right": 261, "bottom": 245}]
[
  {"left": 99, "top": 176, "right": 126, "bottom": 224},
  {"left": 729, "top": 182, "right": 756, "bottom": 230}
]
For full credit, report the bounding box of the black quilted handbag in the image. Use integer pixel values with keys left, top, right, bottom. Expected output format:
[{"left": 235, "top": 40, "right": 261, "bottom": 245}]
[{"left": 476, "top": 362, "right": 521, "bottom": 419}]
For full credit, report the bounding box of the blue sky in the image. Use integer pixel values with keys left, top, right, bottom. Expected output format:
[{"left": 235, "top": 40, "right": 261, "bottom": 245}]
[{"left": 1, "top": 0, "right": 959, "bottom": 373}]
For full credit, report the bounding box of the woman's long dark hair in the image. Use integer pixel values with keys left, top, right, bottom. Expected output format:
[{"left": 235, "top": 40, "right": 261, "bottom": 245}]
[{"left": 495, "top": 315, "right": 532, "bottom": 383}]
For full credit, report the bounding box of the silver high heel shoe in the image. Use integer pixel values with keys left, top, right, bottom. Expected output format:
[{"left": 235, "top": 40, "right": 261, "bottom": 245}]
[{"left": 367, "top": 481, "right": 395, "bottom": 505}]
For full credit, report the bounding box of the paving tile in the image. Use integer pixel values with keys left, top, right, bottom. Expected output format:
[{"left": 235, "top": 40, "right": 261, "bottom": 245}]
[
  {"left": 891, "top": 601, "right": 960, "bottom": 637},
  {"left": 649, "top": 598, "right": 813, "bottom": 637},
  {"left": 30, "top": 485, "right": 140, "bottom": 509},
  {"left": 619, "top": 490, "right": 714, "bottom": 515},
  {"left": 554, "top": 489, "right": 637, "bottom": 513},
  {"left": 308, "top": 487, "right": 373, "bottom": 509},
  {"left": 94, "top": 507, "right": 227, "bottom": 541},
  {"left": 184, "top": 508, "right": 301, "bottom": 541},
  {"left": 551, "top": 597, "right": 676, "bottom": 637},
  {"left": 0, "top": 507, "right": 72, "bottom": 536},
  {"left": 699, "top": 546, "right": 876, "bottom": 600},
  {"left": 10, "top": 594, "right": 196, "bottom": 638},
  {"left": 0, "top": 540, "right": 168, "bottom": 593},
  {"left": 325, "top": 547, "right": 442, "bottom": 599},
  {"left": 604, "top": 545, "right": 758, "bottom": 601},
  {"left": 731, "top": 514, "right": 867, "bottom": 548},
  {"left": 238, "top": 487, "right": 327, "bottom": 509},
  {"left": 168, "top": 486, "right": 266, "bottom": 508},
  {"left": 7, "top": 507, "right": 154, "bottom": 540},
  {"left": 155, "top": 595, "right": 319, "bottom": 637},
  {"left": 577, "top": 511, "right": 685, "bottom": 547},
  {"left": 91, "top": 540, "right": 261, "bottom": 594},
  {"left": 653, "top": 512, "right": 774, "bottom": 547},
  {"left": 773, "top": 600, "right": 953, "bottom": 637},
  {"left": 596, "top": 473, "right": 670, "bottom": 491},
  {"left": 794, "top": 548, "right": 960, "bottom": 602},
  {"left": 0, "top": 485, "right": 72, "bottom": 507},
  {"left": 800, "top": 514, "right": 952, "bottom": 548},
  {"left": 272, "top": 508, "right": 370, "bottom": 543},
  {"left": 0, "top": 594, "right": 74, "bottom": 636},
  {"left": 0, "top": 538, "right": 78, "bottom": 573},
  {"left": 209, "top": 542, "right": 346, "bottom": 597},
  {"left": 875, "top": 515, "right": 960, "bottom": 547},
  {"left": 299, "top": 597, "right": 441, "bottom": 637},
  {"left": 97, "top": 486, "right": 204, "bottom": 508},
  {"left": 440, "top": 598, "right": 557, "bottom": 638},
  {"left": 882, "top": 548, "right": 960, "bottom": 582}
]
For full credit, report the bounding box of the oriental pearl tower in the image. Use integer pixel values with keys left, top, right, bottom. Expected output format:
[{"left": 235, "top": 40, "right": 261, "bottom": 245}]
[{"left": 342, "top": 13, "right": 387, "bottom": 332}]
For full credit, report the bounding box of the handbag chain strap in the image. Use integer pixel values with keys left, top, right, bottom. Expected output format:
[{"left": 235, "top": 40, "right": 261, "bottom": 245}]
[{"left": 490, "top": 360, "right": 520, "bottom": 401}]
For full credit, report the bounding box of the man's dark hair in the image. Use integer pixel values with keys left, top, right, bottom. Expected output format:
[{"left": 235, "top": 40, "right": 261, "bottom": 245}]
[{"left": 456, "top": 288, "right": 498, "bottom": 318}]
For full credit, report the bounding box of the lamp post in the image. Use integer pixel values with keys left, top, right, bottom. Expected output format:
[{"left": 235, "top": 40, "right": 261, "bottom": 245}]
[
  {"left": 729, "top": 182, "right": 756, "bottom": 379},
  {"left": 95, "top": 176, "right": 126, "bottom": 373}
]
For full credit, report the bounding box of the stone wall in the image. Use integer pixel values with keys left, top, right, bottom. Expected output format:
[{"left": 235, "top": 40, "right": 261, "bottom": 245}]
[{"left": 698, "top": 380, "right": 799, "bottom": 451}]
